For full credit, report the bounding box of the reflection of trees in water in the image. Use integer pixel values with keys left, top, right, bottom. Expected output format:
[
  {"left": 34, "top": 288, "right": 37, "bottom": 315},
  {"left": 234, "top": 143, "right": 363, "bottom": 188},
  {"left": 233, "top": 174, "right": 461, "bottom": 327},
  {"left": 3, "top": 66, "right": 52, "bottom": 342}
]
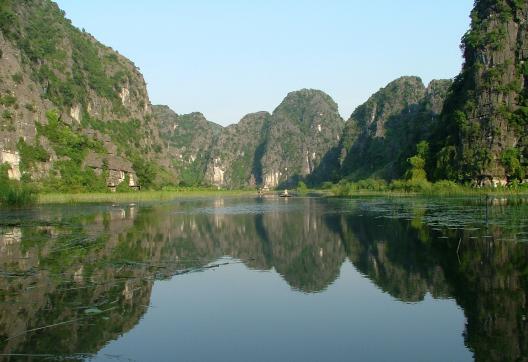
[
  {"left": 1, "top": 198, "right": 527, "bottom": 360},
  {"left": 0, "top": 206, "right": 152, "bottom": 358},
  {"left": 438, "top": 236, "right": 528, "bottom": 362},
  {"left": 333, "top": 200, "right": 528, "bottom": 362},
  {"left": 0, "top": 199, "right": 349, "bottom": 357},
  {"left": 336, "top": 212, "right": 452, "bottom": 302}
]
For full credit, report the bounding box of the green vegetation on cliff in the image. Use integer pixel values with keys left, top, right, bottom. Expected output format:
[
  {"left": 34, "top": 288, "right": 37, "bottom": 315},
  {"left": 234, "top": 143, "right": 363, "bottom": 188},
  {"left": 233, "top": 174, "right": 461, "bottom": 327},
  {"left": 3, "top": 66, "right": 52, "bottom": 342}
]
[
  {"left": 339, "top": 77, "right": 452, "bottom": 181},
  {"left": 206, "top": 111, "right": 270, "bottom": 188},
  {"left": 153, "top": 106, "right": 222, "bottom": 187},
  {"left": 0, "top": 0, "right": 175, "bottom": 194},
  {"left": 430, "top": 0, "right": 528, "bottom": 184},
  {"left": 1, "top": 0, "right": 133, "bottom": 111},
  {"left": 260, "top": 89, "right": 345, "bottom": 188},
  {"left": 1, "top": 0, "right": 526, "bottom": 195}
]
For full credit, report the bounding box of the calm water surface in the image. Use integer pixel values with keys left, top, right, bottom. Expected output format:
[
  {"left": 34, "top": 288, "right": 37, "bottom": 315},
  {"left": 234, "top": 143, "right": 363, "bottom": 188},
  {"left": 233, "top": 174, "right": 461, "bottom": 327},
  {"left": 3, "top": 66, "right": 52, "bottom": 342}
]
[{"left": 0, "top": 196, "right": 527, "bottom": 361}]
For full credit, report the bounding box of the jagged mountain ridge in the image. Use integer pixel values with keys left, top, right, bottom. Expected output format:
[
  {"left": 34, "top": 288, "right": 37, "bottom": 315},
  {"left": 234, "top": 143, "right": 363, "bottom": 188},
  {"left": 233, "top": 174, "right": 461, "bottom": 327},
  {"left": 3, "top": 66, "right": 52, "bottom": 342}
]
[
  {"left": 205, "top": 111, "right": 270, "bottom": 188},
  {"left": 154, "top": 89, "right": 345, "bottom": 189},
  {"left": 0, "top": 0, "right": 348, "bottom": 190},
  {"left": 1, "top": 0, "right": 523, "bottom": 190},
  {"left": 260, "top": 89, "right": 345, "bottom": 188},
  {"left": 152, "top": 105, "right": 222, "bottom": 186},
  {"left": 338, "top": 77, "right": 452, "bottom": 181},
  {"left": 151, "top": 0, "right": 528, "bottom": 187}
]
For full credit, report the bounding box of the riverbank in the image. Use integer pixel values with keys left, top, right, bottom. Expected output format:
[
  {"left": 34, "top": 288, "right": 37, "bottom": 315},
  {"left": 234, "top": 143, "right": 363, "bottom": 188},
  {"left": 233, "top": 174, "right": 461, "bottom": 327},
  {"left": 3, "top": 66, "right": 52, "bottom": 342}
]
[
  {"left": 327, "top": 189, "right": 528, "bottom": 198},
  {"left": 328, "top": 179, "right": 528, "bottom": 198},
  {"left": 37, "top": 188, "right": 528, "bottom": 205},
  {"left": 6, "top": 186, "right": 528, "bottom": 207}
]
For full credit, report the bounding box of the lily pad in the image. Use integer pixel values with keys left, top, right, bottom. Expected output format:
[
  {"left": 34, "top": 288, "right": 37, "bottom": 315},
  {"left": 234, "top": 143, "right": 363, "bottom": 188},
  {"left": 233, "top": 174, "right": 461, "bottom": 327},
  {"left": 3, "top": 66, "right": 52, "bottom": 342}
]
[{"left": 84, "top": 308, "right": 103, "bottom": 315}]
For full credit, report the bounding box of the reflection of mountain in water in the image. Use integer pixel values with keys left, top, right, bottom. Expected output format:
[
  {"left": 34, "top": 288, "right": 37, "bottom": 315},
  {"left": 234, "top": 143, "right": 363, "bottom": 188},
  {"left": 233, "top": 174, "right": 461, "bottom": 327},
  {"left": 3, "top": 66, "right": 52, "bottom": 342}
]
[
  {"left": 0, "top": 198, "right": 527, "bottom": 360},
  {"left": 0, "top": 199, "right": 349, "bottom": 357},
  {"left": 336, "top": 212, "right": 452, "bottom": 302},
  {"left": 138, "top": 198, "right": 347, "bottom": 292},
  {"left": 333, "top": 199, "right": 528, "bottom": 362},
  {"left": 0, "top": 206, "right": 152, "bottom": 358}
]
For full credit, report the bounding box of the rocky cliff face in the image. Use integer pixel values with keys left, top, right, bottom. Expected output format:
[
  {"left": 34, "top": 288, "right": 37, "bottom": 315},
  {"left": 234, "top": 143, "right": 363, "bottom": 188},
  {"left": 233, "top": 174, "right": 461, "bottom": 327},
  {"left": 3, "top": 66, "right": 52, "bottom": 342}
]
[
  {"left": 339, "top": 77, "right": 451, "bottom": 180},
  {"left": 2, "top": 0, "right": 516, "bottom": 191},
  {"left": 204, "top": 111, "right": 270, "bottom": 188},
  {"left": 153, "top": 105, "right": 222, "bottom": 186},
  {"left": 259, "top": 89, "right": 344, "bottom": 188},
  {"left": 172, "top": 89, "right": 345, "bottom": 189},
  {"left": 0, "top": 0, "right": 171, "bottom": 190},
  {"left": 432, "top": 0, "right": 528, "bottom": 185},
  {"left": 0, "top": 1, "right": 347, "bottom": 191}
]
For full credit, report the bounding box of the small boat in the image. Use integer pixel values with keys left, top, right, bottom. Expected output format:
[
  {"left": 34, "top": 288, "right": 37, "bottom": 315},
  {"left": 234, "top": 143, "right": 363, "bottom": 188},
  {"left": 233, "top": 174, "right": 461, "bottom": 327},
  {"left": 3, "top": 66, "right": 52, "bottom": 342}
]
[{"left": 279, "top": 189, "right": 292, "bottom": 198}]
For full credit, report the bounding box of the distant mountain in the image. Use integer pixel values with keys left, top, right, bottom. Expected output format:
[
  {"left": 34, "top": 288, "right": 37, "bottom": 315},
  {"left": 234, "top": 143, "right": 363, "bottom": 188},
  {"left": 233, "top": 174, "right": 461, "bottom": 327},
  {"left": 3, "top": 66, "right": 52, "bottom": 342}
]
[
  {"left": 169, "top": 89, "right": 345, "bottom": 189},
  {"left": 205, "top": 111, "right": 270, "bottom": 188},
  {"left": 152, "top": 105, "right": 222, "bottom": 186},
  {"left": 259, "top": 89, "right": 344, "bottom": 188}
]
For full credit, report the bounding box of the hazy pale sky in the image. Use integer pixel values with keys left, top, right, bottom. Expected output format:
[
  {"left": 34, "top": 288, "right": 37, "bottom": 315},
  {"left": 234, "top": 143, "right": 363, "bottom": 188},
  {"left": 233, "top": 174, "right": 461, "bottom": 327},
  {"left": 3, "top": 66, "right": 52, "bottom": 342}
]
[{"left": 55, "top": 0, "right": 473, "bottom": 126}]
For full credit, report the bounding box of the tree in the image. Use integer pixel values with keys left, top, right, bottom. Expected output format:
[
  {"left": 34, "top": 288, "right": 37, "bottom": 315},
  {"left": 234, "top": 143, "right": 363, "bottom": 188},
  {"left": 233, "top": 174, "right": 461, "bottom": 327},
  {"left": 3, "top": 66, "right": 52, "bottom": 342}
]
[
  {"left": 133, "top": 158, "right": 156, "bottom": 189},
  {"left": 501, "top": 148, "right": 525, "bottom": 180},
  {"left": 405, "top": 141, "right": 429, "bottom": 181},
  {"left": 297, "top": 181, "right": 308, "bottom": 194}
]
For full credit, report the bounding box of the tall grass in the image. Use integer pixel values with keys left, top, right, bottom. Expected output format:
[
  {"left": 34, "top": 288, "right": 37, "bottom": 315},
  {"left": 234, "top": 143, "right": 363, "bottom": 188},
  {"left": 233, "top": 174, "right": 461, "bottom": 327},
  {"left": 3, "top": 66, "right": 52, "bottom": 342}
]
[
  {"left": 0, "top": 181, "right": 37, "bottom": 207},
  {"left": 330, "top": 178, "right": 528, "bottom": 197}
]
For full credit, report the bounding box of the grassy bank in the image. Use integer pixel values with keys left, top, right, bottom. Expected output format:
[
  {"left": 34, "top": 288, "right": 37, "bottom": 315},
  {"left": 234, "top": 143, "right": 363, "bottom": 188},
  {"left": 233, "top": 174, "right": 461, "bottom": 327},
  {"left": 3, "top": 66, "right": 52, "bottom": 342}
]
[
  {"left": 38, "top": 189, "right": 256, "bottom": 204},
  {"left": 0, "top": 165, "right": 37, "bottom": 207},
  {"left": 14, "top": 181, "right": 528, "bottom": 206},
  {"left": 328, "top": 179, "right": 528, "bottom": 198},
  {"left": 37, "top": 186, "right": 528, "bottom": 205}
]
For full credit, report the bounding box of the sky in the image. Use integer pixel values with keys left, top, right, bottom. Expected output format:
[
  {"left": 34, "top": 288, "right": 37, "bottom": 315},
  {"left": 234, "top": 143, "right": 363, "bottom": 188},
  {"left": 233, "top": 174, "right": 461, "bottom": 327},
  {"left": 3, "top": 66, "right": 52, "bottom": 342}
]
[{"left": 55, "top": 0, "right": 474, "bottom": 126}]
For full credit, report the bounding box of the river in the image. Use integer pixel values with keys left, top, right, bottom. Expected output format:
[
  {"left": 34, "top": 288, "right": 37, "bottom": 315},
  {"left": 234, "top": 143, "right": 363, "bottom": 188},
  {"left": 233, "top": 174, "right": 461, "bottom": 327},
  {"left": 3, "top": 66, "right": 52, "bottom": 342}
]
[{"left": 1, "top": 196, "right": 527, "bottom": 361}]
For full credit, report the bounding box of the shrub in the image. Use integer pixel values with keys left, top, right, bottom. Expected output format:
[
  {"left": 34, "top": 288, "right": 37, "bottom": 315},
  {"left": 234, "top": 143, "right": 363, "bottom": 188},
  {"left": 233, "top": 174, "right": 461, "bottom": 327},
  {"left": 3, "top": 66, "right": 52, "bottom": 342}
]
[
  {"left": 116, "top": 175, "right": 131, "bottom": 193},
  {"left": 0, "top": 164, "right": 37, "bottom": 206},
  {"left": 132, "top": 157, "right": 156, "bottom": 189},
  {"left": 17, "top": 138, "right": 49, "bottom": 171},
  {"left": 501, "top": 148, "right": 525, "bottom": 180},
  {"left": 321, "top": 181, "right": 334, "bottom": 190},
  {"left": 405, "top": 141, "right": 429, "bottom": 181},
  {"left": 43, "top": 160, "right": 107, "bottom": 193},
  {"left": 0, "top": 94, "right": 17, "bottom": 107},
  {"left": 0, "top": 2, "right": 16, "bottom": 39},
  {"left": 0, "top": 182, "right": 37, "bottom": 206},
  {"left": 357, "top": 178, "right": 388, "bottom": 191},
  {"left": 297, "top": 181, "right": 308, "bottom": 194},
  {"left": 11, "top": 72, "right": 23, "bottom": 84},
  {"left": 24, "top": 103, "right": 36, "bottom": 112},
  {"left": 330, "top": 181, "right": 351, "bottom": 197},
  {"left": 390, "top": 179, "right": 432, "bottom": 192},
  {"left": 2, "top": 110, "right": 13, "bottom": 119},
  {"left": 431, "top": 180, "right": 462, "bottom": 193}
]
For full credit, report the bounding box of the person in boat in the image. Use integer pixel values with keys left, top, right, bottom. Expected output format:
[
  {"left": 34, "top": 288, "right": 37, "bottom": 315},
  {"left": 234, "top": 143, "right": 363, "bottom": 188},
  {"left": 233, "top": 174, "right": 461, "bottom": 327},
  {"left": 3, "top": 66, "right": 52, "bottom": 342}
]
[{"left": 280, "top": 189, "right": 290, "bottom": 197}]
